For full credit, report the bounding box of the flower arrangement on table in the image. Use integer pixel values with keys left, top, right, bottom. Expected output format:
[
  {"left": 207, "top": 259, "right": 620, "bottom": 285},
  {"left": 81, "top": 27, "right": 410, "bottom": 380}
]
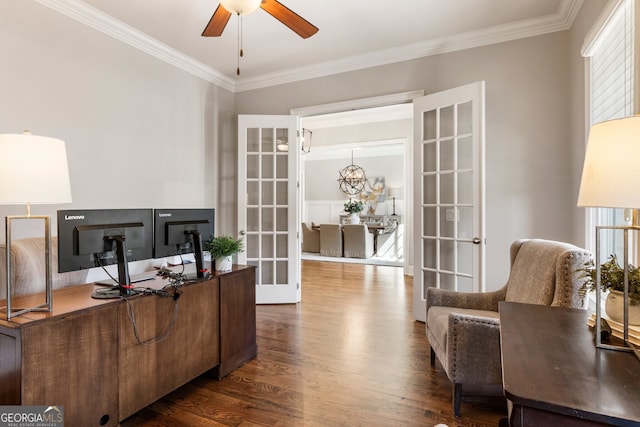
[{"left": 343, "top": 199, "right": 365, "bottom": 214}]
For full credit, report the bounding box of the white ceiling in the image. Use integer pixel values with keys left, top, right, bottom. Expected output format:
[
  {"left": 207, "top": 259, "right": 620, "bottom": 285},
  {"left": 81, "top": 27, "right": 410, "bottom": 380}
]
[{"left": 35, "top": 0, "right": 582, "bottom": 92}]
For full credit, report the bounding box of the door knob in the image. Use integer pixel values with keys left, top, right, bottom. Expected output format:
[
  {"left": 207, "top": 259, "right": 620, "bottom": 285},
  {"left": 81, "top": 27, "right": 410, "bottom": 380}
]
[
  {"left": 472, "top": 237, "right": 481, "bottom": 244},
  {"left": 239, "top": 230, "right": 246, "bottom": 236}
]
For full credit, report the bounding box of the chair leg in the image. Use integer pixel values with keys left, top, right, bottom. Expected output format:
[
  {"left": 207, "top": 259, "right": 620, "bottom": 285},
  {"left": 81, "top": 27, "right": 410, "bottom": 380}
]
[
  {"left": 453, "top": 383, "right": 462, "bottom": 417},
  {"left": 430, "top": 347, "right": 436, "bottom": 366}
]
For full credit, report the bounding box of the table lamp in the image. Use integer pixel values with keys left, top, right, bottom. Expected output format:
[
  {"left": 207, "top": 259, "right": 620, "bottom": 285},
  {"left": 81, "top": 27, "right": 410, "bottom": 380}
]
[
  {"left": 0, "top": 132, "right": 72, "bottom": 320},
  {"left": 577, "top": 116, "right": 640, "bottom": 358},
  {"left": 387, "top": 187, "right": 402, "bottom": 216}
]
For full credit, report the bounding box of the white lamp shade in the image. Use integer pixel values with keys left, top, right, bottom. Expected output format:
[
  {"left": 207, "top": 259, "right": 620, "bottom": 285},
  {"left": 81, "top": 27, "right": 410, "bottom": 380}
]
[
  {"left": 0, "top": 133, "right": 72, "bottom": 205},
  {"left": 220, "top": 0, "right": 262, "bottom": 15},
  {"left": 578, "top": 116, "right": 640, "bottom": 209},
  {"left": 388, "top": 187, "right": 403, "bottom": 198}
]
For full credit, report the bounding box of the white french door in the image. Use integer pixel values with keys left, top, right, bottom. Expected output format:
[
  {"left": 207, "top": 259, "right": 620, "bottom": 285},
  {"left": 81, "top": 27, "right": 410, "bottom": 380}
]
[
  {"left": 412, "top": 82, "right": 486, "bottom": 321},
  {"left": 237, "top": 114, "right": 300, "bottom": 304}
]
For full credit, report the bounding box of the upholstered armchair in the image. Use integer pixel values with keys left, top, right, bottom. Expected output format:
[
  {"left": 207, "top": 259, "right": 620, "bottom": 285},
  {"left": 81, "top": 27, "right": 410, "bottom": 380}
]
[
  {"left": 301, "top": 223, "right": 320, "bottom": 253},
  {"left": 0, "top": 237, "right": 89, "bottom": 299},
  {"left": 319, "top": 224, "right": 343, "bottom": 257},
  {"left": 343, "top": 224, "right": 374, "bottom": 258},
  {"left": 426, "top": 239, "right": 591, "bottom": 416}
]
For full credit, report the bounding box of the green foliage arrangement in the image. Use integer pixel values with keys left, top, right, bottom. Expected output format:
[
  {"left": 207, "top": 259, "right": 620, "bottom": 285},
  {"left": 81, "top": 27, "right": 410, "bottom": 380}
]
[
  {"left": 343, "top": 199, "right": 365, "bottom": 214},
  {"left": 205, "top": 235, "right": 244, "bottom": 259},
  {"left": 579, "top": 254, "right": 640, "bottom": 305}
]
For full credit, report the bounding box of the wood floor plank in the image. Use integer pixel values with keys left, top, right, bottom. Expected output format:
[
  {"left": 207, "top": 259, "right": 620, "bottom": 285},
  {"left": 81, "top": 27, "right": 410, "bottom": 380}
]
[{"left": 122, "top": 261, "right": 506, "bottom": 426}]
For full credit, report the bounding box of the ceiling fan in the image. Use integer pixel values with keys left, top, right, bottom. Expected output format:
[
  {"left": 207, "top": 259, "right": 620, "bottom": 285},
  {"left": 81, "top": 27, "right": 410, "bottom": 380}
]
[{"left": 202, "top": 0, "right": 319, "bottom": 39}]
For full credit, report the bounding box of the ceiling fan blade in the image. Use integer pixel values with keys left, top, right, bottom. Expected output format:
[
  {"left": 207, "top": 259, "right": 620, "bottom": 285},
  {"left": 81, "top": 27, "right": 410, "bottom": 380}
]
[
  {"left": 260, "top": 0, "right": 318, "bottom": 39},
  {"left": 202, "top": 5, "right": 232, "bottom": 37}
]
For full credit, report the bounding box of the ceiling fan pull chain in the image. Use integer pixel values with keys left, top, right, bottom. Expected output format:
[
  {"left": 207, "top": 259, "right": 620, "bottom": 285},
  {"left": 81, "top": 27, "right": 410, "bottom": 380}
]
[{"left": 236, "top": 12, "right": 242, "bottom": 75}]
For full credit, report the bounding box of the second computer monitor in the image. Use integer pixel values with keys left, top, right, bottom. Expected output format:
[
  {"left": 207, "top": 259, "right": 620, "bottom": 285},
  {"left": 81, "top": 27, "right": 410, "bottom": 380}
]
[{"left": 153, "top": 208, "right": 215, "bottom": 278}]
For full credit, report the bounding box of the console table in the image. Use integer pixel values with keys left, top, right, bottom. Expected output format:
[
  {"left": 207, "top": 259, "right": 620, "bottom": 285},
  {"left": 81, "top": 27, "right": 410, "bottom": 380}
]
[
  {"left": 0, "top": 265, "right": 256, "bottom": 426},
  {"left": 499, "top": 302, "right": 640, "bottom": 427}
]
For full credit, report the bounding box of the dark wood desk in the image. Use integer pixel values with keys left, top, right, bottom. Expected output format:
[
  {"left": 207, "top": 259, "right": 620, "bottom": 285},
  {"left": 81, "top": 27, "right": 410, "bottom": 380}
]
[{"left": 499, "top": 302, "right": 640, "bottom": 427}]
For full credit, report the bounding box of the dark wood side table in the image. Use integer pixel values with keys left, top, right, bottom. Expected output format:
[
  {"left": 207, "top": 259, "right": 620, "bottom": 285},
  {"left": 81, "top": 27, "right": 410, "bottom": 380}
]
[{"left": 499, "top": 302, "right": 640, "bottom": 426}]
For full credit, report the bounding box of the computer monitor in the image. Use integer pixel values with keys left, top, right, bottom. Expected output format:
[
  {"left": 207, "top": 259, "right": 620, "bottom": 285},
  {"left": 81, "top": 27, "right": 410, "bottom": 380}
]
[
  {"left": 153, "top": 208, "right": 215, "bottom": 279},
  {"left": 57, "top": 209, "right": 154, "bottom": 296}
]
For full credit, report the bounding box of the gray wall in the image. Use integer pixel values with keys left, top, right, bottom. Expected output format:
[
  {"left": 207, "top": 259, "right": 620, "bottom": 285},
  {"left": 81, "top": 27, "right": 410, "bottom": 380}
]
[
  {"left": 0, "top": 0, "right": 236, "bottom": 245},
  {"left": 305, "top": 155, "right": 404, "bottom": 201}
]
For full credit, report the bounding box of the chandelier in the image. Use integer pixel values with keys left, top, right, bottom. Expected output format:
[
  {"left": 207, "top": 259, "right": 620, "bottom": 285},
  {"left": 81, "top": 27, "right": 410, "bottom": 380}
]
[{"left": 337, "top": 151, "right": 367, "bottom": 195}]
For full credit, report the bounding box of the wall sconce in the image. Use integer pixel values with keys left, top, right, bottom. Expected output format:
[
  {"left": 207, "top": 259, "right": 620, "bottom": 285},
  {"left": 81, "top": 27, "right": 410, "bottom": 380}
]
[
  {"left": 301, "top": 128, "right": 311, "bottom": 154},
  {"left": 0, "top": 132, "right": 72, "bottom": 319},
  {"left": 276, "top": 127, "right": 312, "bottom": 153}
]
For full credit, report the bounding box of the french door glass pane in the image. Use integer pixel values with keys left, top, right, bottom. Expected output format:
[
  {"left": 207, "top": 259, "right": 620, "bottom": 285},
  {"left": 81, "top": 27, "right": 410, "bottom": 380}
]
[
  {"left": 458, "top": 101, "right": 473, "bottom": 134},
  {"left": 262, "top": 208, "right": 274, "bottom": 231},
  {"left": 276, "top": 208, "right": 288, "bottom": 231},
  {"left": 458, "top": 207, "right": 473, "bottom": 239},
  {"left": 276, "top": 181, "right": 287, "bottom": 205},
  {"left": 440, "top": 173, "right": 454, "bottom": 204},
  {"left": 440, "top": 106, "right": 454, "bottom": 137},
  {"left": 423, "top": 110, "right": 437, "bottom": 140},
  {"left": 440, "top": 272, "right": 455, "bottom": 290},
  {"left": 423, "top": 142, "right": 436, "bottom": 172},
  {"left": 457, "top": 276, "right": 473, "bottom": 292},
  {"left": 248, "top": 182, "right": 259, "bottom": 205},
  {"left": 458, "top": 172, "right": 473, "bottom": 204},
  {"left": 423, "top": 238, "right": 436, "bottom": 269},
  {"left": 440, "top": 207, "right": 454, "bottom": 238},
  {"left": 247, "top": 128, "right": 259, "bottom": 151},
  {"left": 262, "top": 181, "right": 273, "bottom": 204},
  {"left": 440, "top": 240, "right": 455, "bottom": 272},
  {"left": 262, "top": 234, "right": 274, "bottom": 258},
  {"left": 247, "top": 208, "right": 259, "bottom": 231},
  {"left": 276, "top": 261, "right": 288, "bottom": 284},
  {"left": 441, "top": 138, "right": 455, "bottom": 170},
  {"left": 247, "top": 155, "right": 259, "bottom": 179},
  {"left": 262, "top": 155, "right": 274, "bottom": 178},
  {"left": 423, "top": 207, "right": 437, "bottom": 236},
  {"left": 457, "top": 241, "right": 472, "bottom": 275},
  {"left": 247, "top": 234, "right": 259, "bottom": 258},
  {"left": 423, "top": 174, "right": 437, "bottom": 203},
  {"left": 261, "top": 128, "right": 274, "bottom": 151},
  {"left": 458, "top": 136, "right": 473, "bottom": 169}
]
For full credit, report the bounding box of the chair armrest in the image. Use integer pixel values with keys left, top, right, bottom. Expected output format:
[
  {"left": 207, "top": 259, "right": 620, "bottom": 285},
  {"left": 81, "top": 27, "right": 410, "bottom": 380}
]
[
  {"left": 426, "top": 286, "right": 507, "bottom": 313},
  {"left": 447, "top": 312, "right": 502, "bottom": 384}
]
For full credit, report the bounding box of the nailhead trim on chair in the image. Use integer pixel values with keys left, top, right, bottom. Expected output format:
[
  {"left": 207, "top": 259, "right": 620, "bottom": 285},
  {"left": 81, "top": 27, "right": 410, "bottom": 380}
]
[
  {"left": 449, "top": 315, "right": 500, "bottom": 381},
  {"left": 557, "top": 250, "right": 590, "bottom": 308}
]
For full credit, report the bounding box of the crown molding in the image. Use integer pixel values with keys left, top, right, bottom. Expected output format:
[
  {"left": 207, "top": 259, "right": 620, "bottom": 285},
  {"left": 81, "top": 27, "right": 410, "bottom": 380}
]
[
  {"left": 235, "top": 0, "right": 584, "bottom": 92},
  {"left": 36, "top": 0, "right": 583, "bottom": 93},
  {"left": 34, "top": 0, "right": 236, "bottom": 92}
]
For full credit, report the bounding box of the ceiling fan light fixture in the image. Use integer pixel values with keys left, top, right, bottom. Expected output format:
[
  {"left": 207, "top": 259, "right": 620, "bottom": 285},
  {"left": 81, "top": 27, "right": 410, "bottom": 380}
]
[{"left": 220, "top": 0, "right": 262, "bottom": 16}]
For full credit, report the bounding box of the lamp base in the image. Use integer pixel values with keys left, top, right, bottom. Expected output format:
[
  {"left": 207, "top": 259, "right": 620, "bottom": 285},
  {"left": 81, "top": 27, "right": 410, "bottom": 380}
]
[
  {"left": 594, "top": 224, "right": 640, "bottom": 361},
  {"left": 5, "top": 215, "right": 53, "bottom": 320}
]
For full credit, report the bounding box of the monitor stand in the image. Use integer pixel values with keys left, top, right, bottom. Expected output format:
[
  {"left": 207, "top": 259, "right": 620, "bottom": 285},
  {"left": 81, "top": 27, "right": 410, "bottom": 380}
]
[{"left": 92, "top": 288, "right": 122, "bottom": 299}]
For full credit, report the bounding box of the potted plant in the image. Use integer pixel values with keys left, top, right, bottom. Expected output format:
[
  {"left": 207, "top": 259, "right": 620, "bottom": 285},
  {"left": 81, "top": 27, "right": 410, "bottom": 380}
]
[
  {"left": 205, "top": 235, "right": 244, "bottom": 272},
  {"left": 343, "top": 199, "right": 365, "bottom": 224},
  {"left": 579, "top": 254, "right": 640, "bottom": 325}
]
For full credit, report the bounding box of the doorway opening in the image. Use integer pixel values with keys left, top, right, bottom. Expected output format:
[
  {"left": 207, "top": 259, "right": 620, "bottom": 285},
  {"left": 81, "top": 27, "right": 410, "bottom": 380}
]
[{"left": 296, "top": 102, "right": 414, "bottom": 269}]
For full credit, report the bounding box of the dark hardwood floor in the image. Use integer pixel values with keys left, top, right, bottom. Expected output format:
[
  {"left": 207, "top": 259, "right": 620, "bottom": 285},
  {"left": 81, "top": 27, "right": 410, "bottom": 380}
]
[{"left": 122, "top": 260, "right": 506, "bottom": 426}]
